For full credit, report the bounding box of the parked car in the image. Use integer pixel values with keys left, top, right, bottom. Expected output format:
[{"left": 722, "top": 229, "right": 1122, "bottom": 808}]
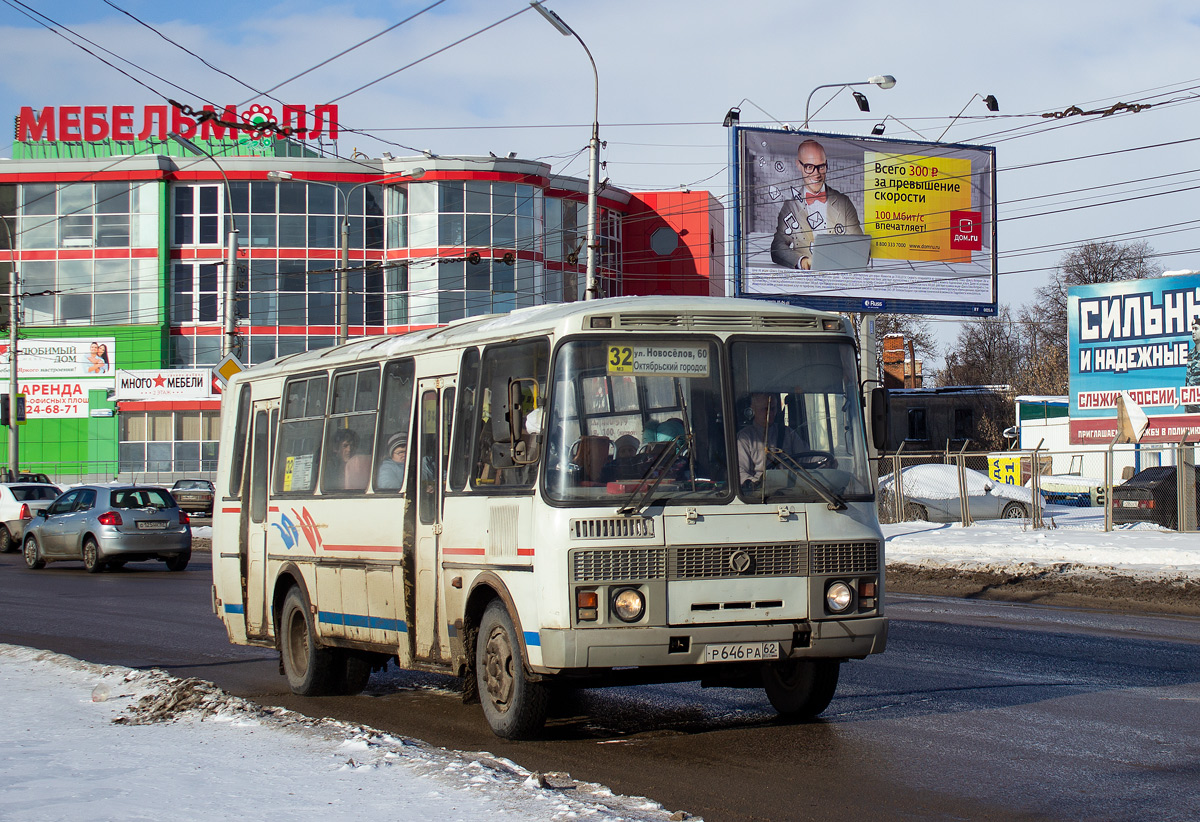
[
  {"left": 1110, "top": 465, "right": 1200, "bottom": 529},
  {"left": 879, "top": 463, "right": 1043, "bottom": 522},
  {"left": 1, "top": 471, "right": 54, "bottom": 484},
  {"left": 170, "top": 479, "right": 215, "bottom": 516},
  {"left": 0, "top": 482, "right": 63, "bottom": 552},
  {"left": 22, "top": 485, "right": 192, "bottom": 573}
]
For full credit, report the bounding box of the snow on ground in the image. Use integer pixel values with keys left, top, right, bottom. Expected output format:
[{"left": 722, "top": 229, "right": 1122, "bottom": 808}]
[
  {"left": 884, "top": 506, "right": 1200, "bottom": 581},
  {"left": 0, "top": 645, "right": 686, "bottom": 822}
]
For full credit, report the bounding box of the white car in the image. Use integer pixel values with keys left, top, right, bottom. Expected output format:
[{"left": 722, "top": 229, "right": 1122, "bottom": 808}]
[
  {"left": 0, "top": 482, "right": 63, "bottom": 552},
  {"left": 879, "top": 464, "right": 1042, "bottom": 522}
]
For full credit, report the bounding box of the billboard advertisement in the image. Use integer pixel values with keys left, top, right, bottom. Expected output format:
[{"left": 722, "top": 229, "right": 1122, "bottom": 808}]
[
  {"left": 0, "top": 338, "right": 116, "bottom": 380},
  {"left": 732, "top": 126, "right": 997, "bottom": 316},
  {"left": 1068, "top": 273, "right": 1200, "bottom": 444}
]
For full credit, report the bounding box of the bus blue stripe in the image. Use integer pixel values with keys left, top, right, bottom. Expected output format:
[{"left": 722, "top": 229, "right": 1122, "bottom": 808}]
[
  {"left": 223, "top": 603, "right": 245, "bottom": 615},
  {"left": 318, "top": 611, "right": 408, "bottom": 633},
  {"left": 524, "top": 631, "right": 540, "bottom": 647}
]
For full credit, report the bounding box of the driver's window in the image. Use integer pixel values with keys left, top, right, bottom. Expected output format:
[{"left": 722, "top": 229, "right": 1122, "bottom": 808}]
[{"left": 50, "top": 492, "right": 78, "bottom": 514}]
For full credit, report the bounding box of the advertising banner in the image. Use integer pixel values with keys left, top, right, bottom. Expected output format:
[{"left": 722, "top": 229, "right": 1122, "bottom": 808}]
[
  {"left": 1068, "top": 273, "right": 1200, "bottom": 444},
  {"left": 0, "top": 338, "right": 116, "bottom": 380},
  {"left": 115, "top": 369, "right": 213, "bottom": 401},
  {"left": 18, "top": 380, "right": 92, "bottom": 419},
  {"left": 733, "top": 127, "right": 997, "bottom": 316}
]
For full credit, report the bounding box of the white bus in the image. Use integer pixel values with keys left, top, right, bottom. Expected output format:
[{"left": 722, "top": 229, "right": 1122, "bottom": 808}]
[{"left": 212, "top": 296, "right": 889, "bottom": 738}]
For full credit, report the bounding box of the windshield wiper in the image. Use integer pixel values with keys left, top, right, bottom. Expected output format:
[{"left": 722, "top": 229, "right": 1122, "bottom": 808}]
[
  {"left": 616, "top": 436, "right": 684, "bottom": 516},
  {"left": 765, "top": 447, "right": 847, "bottom": 510}
]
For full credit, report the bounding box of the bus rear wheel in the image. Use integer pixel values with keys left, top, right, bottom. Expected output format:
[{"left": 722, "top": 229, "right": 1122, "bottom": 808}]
[
  {"left": 280, "top": 587, "right": 337, "bottom": 696},
  {"left": 762, "top": 658, "right": 840, "bottom": 720},
  {"left": 476, "top": 600, "right": 548, "bottom": 739}
]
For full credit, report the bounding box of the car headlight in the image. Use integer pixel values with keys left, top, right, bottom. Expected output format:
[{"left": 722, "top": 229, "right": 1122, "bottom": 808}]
[
  {"left": 825, "top": 581, "right": 853, "bottom": 614},
  {"left": 611, "top": 588, "right": 645, "bottom": 623}
]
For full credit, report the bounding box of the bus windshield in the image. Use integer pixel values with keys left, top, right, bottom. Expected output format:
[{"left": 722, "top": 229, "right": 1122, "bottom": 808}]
[
  {"left": 729, "top": 338, "right": 873, "bottom": 503},
  {"left": 544, "top": 338, "right": 731, "bottom": 505}
]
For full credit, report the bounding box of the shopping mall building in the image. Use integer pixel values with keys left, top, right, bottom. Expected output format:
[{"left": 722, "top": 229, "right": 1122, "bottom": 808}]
[{"left": 1, "top": 103, "right": 723, "bottom": 480}]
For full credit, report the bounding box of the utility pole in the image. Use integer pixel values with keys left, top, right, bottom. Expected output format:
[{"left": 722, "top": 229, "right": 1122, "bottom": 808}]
[{"left": 8, "top": 261, "right": 18, "bottom": 479}]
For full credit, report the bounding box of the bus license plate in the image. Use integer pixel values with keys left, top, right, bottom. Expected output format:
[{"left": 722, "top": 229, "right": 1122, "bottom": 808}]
[{"left": 703, "top": 641, "right": 781, "bottom": 662}]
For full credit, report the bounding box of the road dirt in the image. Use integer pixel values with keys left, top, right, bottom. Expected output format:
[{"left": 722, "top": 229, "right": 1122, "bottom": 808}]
[{"left": 193, "top": 538, "right": 1200, "bottom": 618}]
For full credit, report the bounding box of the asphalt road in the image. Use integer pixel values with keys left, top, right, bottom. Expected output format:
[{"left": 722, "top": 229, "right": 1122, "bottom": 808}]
[{"left": 2, "top": 550, "right": 1198, "bottom": 822}]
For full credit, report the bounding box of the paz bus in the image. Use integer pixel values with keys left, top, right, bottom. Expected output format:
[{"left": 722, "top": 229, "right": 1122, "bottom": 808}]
[{"left": 212, "top": 296, "right": 889, "bottom": 738}]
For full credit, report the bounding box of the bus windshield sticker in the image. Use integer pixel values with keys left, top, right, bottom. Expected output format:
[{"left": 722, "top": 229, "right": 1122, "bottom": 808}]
[
  {"left": 284, "top": 454, "right": 313, "bottom": 491},
  {"left": 606, "top": 344, "right": 709, "bottom": 378}
]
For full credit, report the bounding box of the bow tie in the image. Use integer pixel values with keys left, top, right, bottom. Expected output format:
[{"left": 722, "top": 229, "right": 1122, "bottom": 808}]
[{"left": 804, "top": 190, "right": 827, "bottom": 205}]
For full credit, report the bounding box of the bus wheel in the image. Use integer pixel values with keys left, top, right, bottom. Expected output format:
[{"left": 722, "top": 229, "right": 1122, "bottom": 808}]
[
  {"left": 762, "top": 658, "right": 840, "bottom": 719},
  {"left": 476, "top": 600, "right": 548, "bottom": 739},
  {"left": 280, "top": 587, "right": 336, "bottom": 696},
  {"left": 336, "top": 652, "right": 373, "bottom": 696}
]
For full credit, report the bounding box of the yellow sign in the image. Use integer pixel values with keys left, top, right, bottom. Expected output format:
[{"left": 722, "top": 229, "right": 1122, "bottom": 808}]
[
  {"left": 865, "top": 152, "right": 973, "bottom": 263},
  {"left": 213, "top": 353, "right": 245, "bottom": 387},
  {"left": 606, "top": 344, "right": 709, "bottom": 378},
  {"left": 988, "top": 456, "right": 1021, "bottom": 486}
]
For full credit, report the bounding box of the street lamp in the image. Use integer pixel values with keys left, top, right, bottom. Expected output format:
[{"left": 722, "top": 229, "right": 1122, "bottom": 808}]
[
  {"left": 804, "top": 75, "right": 897, "bottom": 128},
  {"left": 169, "top": 133, "right": 241, "bottom": 357},
  {"left": 266, "top": 168, "right": 426, "bottom": 344},
  {"left": 530, "top": 0, "right": 600, "bottom": 301}
]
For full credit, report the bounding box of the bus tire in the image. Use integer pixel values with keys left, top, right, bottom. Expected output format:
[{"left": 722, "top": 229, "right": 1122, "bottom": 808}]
[
  {"left": 336, "top": 652, "right": 373, "bottom": 696},
  {"left": 280, "top": 586, "right": 337, "bottom": 696},
  {"left": 762, "top": 658, "right": 840, "bottom": 719},
  {"left": 476, "top": 600, "right": 548, "bottom": 739}
]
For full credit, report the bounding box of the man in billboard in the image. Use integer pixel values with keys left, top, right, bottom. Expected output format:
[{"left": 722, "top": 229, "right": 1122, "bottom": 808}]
[{"left": 770, "top": 139, "right": 864, "bottom": 269}]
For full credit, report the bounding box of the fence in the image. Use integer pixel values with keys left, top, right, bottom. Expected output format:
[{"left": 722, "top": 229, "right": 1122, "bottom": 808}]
[
  {"left": 3, "top": 460, "right": 216, "bottom": 488},
  {"left": 876, "top": 442, "right": 1200, "bottom": 532}
]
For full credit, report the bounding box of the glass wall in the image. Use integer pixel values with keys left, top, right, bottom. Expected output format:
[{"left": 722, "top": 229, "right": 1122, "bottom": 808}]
[
  {"left": 7, "top": 181, "right": 160, "bottom": 326},
  {"left": 118, "top": 409, "right": 220, "bottom": 474}
]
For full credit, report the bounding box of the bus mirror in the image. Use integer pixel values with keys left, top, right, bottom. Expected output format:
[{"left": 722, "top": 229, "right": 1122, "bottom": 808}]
[{"left": 870, "top": 387, "right": 889, "bottom": 451}]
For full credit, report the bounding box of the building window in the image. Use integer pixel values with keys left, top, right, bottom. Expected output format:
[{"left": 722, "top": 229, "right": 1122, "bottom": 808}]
[
  {"left": 953, "top": 408, "right": 974, "bottom": 440},
  {"left": 906, "top": 407, "right": 928, "bottom": 441},
  {"left": 118, "top": 410, "right": 220, "bottom": 475}
]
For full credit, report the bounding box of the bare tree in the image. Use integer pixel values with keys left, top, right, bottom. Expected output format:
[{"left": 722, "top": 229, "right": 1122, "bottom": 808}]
[{"left": 938, "top": 306, "right": 1021, "bottom": 387}]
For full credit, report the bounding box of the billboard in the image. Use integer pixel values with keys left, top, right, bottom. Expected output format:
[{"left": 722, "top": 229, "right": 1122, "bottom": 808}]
[
  {"left": 731, "top": 126, "right": 997, "bottom": 316},
  {"left": 1068, "top": 273, "right": 1200, "bottom": 444}
]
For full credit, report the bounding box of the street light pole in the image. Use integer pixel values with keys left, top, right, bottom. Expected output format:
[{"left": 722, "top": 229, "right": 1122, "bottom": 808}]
[
  {"left": 804, "top": 75, "right": 897, "bottom": 129},
  {"left": 531, "top": 1, "right": 600, "bottom": 300},
  {"left": 169, "top": 134, "right": 240, "bottom": 357},
  {"left": 2, "top": 217, "right": 17, "bottom": 479}
]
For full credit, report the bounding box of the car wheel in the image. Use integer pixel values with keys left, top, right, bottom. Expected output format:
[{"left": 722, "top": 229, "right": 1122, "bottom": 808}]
[
  {"left": 23, "top": 535, "right": 44, "bottom": 570},
  {"left": 164, "top": 552, "right": 191, "bottom": 572},
  {"left": 82, "top": 538, "right": 105, "bottom": 573},
  {"left": 762, "top": 658, "right": 841, "bottom": 719},
  {"left": 904, "top": 502, "right": 929, "bottom": 521},
  {"left": 0, "top": 525, "right": 13, "bottom": 553},
  {"left": 1001, "top": 502, "right": 1028, "bottom": 519},
  {"left": 475, "top": 599, "right": 549, "bottom": 739},
  {"left": 279, "top": 586, "right": 337, "bottom": 696}
]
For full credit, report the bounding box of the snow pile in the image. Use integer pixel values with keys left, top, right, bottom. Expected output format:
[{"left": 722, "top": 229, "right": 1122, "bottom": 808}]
[
  {"left": 879, "top": 463, "right": 1036, "bottom": 503},
  {"left": 884, "top": 507, "right": 1200, "bottom": 582},
  {"left": 0, "top": 645, "right": 693, "bottom": 822}
]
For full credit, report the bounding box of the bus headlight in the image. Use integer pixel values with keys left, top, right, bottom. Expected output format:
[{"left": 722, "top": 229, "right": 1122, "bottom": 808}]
[
  {"left": 825, "top": 581, "right": 853, "bottom": 614},
  {"left": 611, "top": 588, "right": 645, "bottom": 623}
]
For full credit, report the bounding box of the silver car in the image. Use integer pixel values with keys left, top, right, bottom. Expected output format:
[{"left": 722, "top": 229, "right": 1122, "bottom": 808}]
[{"left": 23, "top": 485, "right": 192, "bottom": 573}]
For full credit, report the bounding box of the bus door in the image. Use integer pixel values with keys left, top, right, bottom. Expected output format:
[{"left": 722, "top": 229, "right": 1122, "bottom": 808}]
[
  {"left": 243, "top": 401, "right": 275, "bottom": 638},
  {"left": 413, "top": 376, "right": 455, "bottom": 662}
]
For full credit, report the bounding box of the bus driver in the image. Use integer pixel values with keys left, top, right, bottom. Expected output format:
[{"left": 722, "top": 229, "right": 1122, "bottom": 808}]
[{"left": 736, "top": 392, "right": 803, "bottom": 489}]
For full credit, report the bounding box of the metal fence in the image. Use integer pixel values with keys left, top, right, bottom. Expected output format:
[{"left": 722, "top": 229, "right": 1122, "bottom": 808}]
[
  {"left": 4, "top": 461, "right": 216, "bottom": 488},
  {"left": 876, "top": 443, "right": 1200, "bottom": 532}
]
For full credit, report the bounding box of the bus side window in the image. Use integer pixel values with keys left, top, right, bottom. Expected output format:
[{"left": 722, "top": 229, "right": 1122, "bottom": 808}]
[
  {"left": 227, "top": 384, "right": 252, "bottom": 499},
  {"left": 373, "top": 359, "right": 415, "bottom": 494},
  {"left": 472, "top": 338, "right": 549, "bottom": 489},
  {"left": 274, "top": 374, "right": 328, "bottom": 495},
  {"left": 322, "top": 367, "right": 380, "bottom": 494},
  {"left": 449, "top": 349, "right": 480, "bottom": 491}
]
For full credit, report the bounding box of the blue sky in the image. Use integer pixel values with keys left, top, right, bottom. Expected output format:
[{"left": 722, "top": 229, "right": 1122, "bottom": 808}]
[{"left": 3, "top": 0, "right": 1199, "bottom": 359}]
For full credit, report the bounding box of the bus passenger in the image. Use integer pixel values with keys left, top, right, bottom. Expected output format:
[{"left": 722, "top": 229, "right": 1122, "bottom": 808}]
[
  {"left": 330, "top": 428, "right": 371, "bottom": 491},
  {"left": 376, "top": 433, "right": 407, "bottom": 490},
  {"left": 737, "top": 393, "right": 803, "bottom": 489}
]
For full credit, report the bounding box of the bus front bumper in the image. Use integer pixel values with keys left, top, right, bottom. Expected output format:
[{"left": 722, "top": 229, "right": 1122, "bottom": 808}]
[{"left": 533, "top": 616, "right": 888, "bottom": 674}]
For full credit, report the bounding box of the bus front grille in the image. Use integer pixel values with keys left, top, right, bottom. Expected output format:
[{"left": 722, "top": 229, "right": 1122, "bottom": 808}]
[
  {"left": 671, "top": 543, "right": 806, "bottom": 579},
  {"left": 809, "top": 541, "right": 880, "bottom": 575},
  {"left": 574, "top": 548, "right": 666, "bottom": 582}
]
